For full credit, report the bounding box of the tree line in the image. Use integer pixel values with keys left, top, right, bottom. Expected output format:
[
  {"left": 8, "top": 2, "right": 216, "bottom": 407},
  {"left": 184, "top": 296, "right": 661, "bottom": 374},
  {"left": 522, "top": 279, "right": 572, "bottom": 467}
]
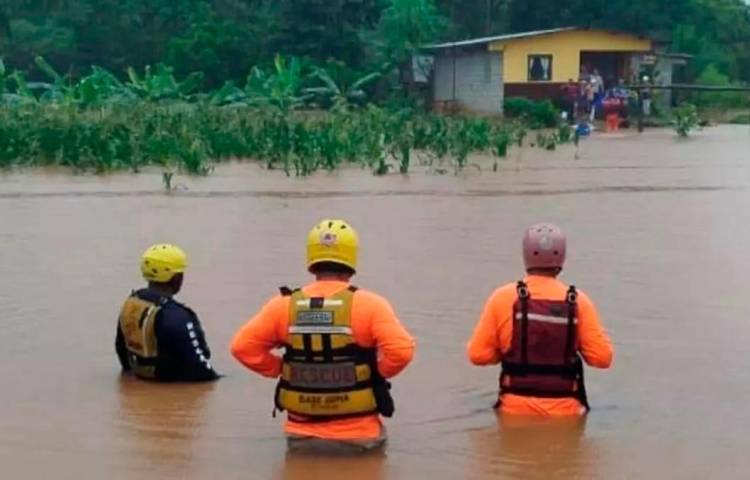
[{"left": 1, "top": 0, "right": 749, "bottom": 90}]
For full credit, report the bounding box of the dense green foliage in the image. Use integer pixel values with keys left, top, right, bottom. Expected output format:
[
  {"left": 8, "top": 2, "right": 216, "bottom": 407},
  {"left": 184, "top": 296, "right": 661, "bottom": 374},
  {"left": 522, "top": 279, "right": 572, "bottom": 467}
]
[
  {"left": 2, "top": 0, "right": 749, "bottom": 87},
  {"left": 502, "top": 97, "right": 559, "bottom": 129},
  {"left": 0, "top": 102, "right": 528, "bottom": 175},
  {"left": 689, "top": 65, "right": 750, "bottom": 109},
  {"left": 0, "top": 0, "right": 747, "bottom": 175},
  {"left": 1, "top": 52, "right": 550, "bottom": 175}
]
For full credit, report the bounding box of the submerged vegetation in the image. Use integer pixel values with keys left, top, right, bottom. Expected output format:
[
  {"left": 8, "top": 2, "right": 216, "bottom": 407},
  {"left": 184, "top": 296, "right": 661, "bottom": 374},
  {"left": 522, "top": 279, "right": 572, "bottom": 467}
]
[
  {"left": 672, "top": 102, "right": 701, "bottom": 137},
  {"left": 0, "top": 101, "right": 533, "bottom": 176},
  {"left": 0, "top": 55, "right": 572, "bottom": 176}
]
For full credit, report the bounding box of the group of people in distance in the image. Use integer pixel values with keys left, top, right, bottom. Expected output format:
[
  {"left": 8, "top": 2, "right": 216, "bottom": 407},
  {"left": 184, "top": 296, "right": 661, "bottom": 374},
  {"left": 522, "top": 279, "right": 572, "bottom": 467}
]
[
  {"left": 116, "top": 220, "right": 614, "bottom": 451},
  {"left": 560, "top": 67, "right": 651, "bottom": 131}
]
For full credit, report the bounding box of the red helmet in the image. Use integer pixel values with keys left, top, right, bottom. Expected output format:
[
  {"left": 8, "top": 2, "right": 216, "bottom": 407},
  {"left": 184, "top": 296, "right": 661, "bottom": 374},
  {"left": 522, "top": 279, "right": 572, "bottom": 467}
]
[{"left": 523, "top": 223, "right": 567, "bottom": 270}]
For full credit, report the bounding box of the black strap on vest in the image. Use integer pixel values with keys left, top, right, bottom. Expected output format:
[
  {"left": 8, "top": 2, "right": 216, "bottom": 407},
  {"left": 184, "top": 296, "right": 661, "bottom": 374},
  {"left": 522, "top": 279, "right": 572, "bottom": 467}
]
[
  {"left": 279, "top": 285, "right": 358, "bottom": 296},
  {"left": 279, "top": 286, "right": 299, "bottom": 296},
  {"left": 564, "top": 285, "right": 577, "bottom": 363},
  {"left": 516, "top": 281, "right": 530, "bottom": 366}
]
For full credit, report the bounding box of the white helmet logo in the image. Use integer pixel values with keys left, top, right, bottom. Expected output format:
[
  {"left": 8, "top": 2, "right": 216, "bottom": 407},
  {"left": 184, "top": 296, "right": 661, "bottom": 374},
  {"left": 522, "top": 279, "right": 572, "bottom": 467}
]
[{"left": 320, "top": 232, "right": 337, "bottom": 247}]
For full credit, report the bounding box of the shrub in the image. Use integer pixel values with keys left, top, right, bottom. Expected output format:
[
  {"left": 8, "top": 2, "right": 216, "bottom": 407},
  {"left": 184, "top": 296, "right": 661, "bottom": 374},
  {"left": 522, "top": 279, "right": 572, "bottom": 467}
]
[
  {"left": 672, "top": 102, "right": 700, "bottom": 137},
  {"left": 691, "top": 65, "right": 750, "bottom": 109},
  {"left": 503, "top": 97, "right": 558, "bottom": 128}
]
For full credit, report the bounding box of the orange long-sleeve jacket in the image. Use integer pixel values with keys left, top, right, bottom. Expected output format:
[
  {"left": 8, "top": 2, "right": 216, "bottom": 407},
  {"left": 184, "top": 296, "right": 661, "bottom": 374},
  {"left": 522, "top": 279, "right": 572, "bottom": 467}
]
[
  {"left": 467, "top": 275, "right": 613, "bottom": 416},
  {"left": 230, "top": 280, "right": 415, "bottom": 440}
]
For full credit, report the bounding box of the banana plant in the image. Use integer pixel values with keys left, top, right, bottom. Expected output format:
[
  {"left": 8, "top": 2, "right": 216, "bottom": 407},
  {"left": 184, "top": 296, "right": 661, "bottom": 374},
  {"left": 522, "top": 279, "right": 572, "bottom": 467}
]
[
  {"left": 3, "top": 69, "right": 37, "bottom": 105},
  {"left": 305, "top": 67, "right": 381, "bottom": 111},
  {"left": 245, "top": 55, "right": 311, "bottom": 111},
  {"left": 209, "top": 81, "right": 247, "bottom": 106},
  {"left": 77, "top": 66, "right": 136, "bottom": 105},
  {"left": 127, "top": 64, "right": 204, "bottom": 101},
  {"left": 33, "top": 56, "right": 74, "bottom": 104}
]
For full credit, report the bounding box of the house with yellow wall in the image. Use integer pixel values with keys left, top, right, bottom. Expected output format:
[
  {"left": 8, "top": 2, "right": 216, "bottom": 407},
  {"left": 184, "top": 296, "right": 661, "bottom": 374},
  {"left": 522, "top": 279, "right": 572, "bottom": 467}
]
[{"left": 424, "top": 27, "right": 686, "bottom": 114}]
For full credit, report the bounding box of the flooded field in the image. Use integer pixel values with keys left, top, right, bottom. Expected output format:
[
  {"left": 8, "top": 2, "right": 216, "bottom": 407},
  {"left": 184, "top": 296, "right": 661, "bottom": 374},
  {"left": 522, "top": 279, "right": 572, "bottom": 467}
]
[{"left": 1, "top": 126, "right": 749, "bottom": 479}]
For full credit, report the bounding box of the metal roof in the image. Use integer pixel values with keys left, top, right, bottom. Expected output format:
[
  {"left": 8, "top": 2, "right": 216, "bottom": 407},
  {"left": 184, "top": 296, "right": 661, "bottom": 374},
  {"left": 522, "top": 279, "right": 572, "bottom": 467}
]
[{"left": 423, "top": 27, "right": 578, "bottom": 50}]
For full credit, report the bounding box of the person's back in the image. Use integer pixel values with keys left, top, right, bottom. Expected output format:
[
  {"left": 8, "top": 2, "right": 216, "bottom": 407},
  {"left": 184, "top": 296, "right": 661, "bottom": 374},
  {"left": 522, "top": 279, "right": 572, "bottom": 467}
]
[
  {"left": 467, "top": 224, "right": 613, "bottom": 416},
  {"left": 116, "top": 244, "right": 219, "bottom": 382},
  {"left": 231, "top": 219, "right": 414, "bottom": 450}
]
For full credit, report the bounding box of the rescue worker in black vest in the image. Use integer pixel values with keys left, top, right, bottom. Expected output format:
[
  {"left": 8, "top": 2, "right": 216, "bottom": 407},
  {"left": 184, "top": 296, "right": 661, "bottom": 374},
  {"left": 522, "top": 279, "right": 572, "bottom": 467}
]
[
  {"left": 467, "top": 224, "right": 613, "bottom": 415},
  {"left": 116, "top": 244, "right": 219, "bottom": 382},
  {"left": 231, "top": 219, "right": 415, "bottom": 449}
]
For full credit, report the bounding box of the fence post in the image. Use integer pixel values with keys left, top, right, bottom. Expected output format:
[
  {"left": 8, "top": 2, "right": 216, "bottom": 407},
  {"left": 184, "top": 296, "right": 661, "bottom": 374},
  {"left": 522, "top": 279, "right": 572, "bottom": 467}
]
[{"left": 637, "top": 88, "right": 644, "bottom": 133}]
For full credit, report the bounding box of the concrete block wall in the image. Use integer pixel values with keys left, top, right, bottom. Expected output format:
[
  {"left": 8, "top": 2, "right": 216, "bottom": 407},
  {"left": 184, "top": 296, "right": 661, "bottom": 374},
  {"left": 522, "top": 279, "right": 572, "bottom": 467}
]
[{"left": 434, "top": 50, "right": 503, "bottom": 114}]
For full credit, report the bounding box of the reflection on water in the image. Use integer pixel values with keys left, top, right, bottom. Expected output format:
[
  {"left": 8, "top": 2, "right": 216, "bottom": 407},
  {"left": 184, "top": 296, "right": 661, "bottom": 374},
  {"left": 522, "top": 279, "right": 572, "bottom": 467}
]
[
  {"left": 468, "top": 415, "right": 593, "bottom": 480},
  {"left": 1, "top": 126, "right": 750, "bottom": 478},
  {"left": 117, "top": 377, "right": 216, "bottom": 470},
  {"left": 277, "top": 449, "right": 386, "bottom": 480}
]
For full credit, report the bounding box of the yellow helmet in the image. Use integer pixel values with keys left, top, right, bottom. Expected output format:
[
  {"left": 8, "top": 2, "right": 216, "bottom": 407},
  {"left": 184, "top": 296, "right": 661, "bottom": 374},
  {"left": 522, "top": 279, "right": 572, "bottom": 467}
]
[
  {"left": 140, "top": 244, "right": 188, "bottom": 282},
  {"left": 306, "top": 219, "right": 359, "bottom": 272}
]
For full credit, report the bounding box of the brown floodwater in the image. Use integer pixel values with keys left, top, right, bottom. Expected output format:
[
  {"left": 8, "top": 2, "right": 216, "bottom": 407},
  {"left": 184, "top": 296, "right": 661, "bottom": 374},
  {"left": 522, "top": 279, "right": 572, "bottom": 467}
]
[{"left": 1, "top": 126, "right": 749, "bottom": 479}]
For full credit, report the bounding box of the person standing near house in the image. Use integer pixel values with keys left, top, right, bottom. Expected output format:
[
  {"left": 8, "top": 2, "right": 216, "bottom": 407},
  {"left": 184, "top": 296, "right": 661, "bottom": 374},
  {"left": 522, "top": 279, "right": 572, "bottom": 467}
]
[
  {"left": 602, "top": 90, "right": 623, "bottom": 132},
  {"left": 641, "top": 75, "right": 653, "bottom": 117},
  {"left": 592, "top": 70, "right": 605, "bottom": 94},
  {"left": 591, "top": 69, "right": 605, "bottom": 121},
  {"left": 560, "top": 79, "right": 579, "bottom": 124},
  {"left": 585, "top": 80, "right": 596, "bottom": 122},
  {"left": 230, "top": 219, "right": 415, "bottom": 450},
  {"left": 466, "top": 223, "right": 613, "bottom": 416}
]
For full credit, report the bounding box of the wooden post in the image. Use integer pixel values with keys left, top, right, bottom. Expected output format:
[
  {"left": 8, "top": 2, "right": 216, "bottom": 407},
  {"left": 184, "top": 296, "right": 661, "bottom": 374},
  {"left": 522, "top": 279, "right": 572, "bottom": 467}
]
[{"left": 637, "top": 87, "right": 644, "bottom": 133}]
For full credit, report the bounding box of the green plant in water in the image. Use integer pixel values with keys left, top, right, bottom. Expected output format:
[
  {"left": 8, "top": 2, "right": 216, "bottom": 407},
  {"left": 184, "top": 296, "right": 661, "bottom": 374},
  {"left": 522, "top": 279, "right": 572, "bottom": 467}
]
[
  {"left": 491, "top": 126, "right": 511, "bottom": 172},
  {"left": 162, "top": 171, "right": 174, "bottom": 191},
  {"left": 557, "top": 122, "right": 573, "bottom": 143},
  {"left": 672, "top": 102, "right": 700, "bottom": 137}
]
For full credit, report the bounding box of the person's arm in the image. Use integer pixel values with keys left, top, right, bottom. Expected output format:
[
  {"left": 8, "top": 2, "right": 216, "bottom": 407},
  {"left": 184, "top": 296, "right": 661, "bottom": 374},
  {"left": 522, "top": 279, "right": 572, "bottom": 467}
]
[
  {"left": 363, "top": 293, "right": 415, "bottom": 379},
  {"left": 230, "top": 296, "right": 286, "bottom": 378},
  {"left": 157, "top": 307, "right": 220, "bottom": 382},
  {"left": 577, "top": 292, "right": 614, "bottom": 369},
  {"left": 466, "top": 289, "right": 505, "bottom": 366},
  {"left": 115, "top": 322, "right": 130, "bottom": 371}
]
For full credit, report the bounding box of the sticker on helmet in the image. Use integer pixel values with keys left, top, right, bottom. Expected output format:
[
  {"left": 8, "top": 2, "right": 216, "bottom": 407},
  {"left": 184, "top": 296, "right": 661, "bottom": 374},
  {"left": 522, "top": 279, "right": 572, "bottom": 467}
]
[
  {"left": 320, "top": 232, "right": 337, "bottom": 246},
  {"left": 539, "top": 235, "right": 553, "bottom": 251}
]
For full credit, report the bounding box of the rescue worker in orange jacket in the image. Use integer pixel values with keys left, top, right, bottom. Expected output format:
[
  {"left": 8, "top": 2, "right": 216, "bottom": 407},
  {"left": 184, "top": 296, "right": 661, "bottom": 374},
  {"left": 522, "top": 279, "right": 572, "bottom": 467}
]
[
  {"left": 230, "top": 219, "right": 415, "bottom": 449},
  {"left": 467, "top": 224, "right": 613, "bottom": 416},
  {"left": 116, "top": 244, "right": 219, "bottom": 382}
]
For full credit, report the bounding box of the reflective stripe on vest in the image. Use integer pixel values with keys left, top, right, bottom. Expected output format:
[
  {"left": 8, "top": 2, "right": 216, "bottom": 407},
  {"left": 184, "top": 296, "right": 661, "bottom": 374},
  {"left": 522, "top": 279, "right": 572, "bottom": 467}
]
[
  {"left": 499, "top": 281, "right": 586, "bottom": 401},
  {"left": 275, "top": 285, "right": 378, "bottom": 421},
  {"left": 118, "top": 294, "right": 163, "bottom": 379}
]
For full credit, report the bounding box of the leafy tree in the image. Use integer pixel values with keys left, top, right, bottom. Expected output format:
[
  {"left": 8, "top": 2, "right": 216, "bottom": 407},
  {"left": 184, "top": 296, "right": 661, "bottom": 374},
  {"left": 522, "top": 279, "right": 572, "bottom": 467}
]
[{"left": 375, "top": 0, "right": 447, "bottom": 67}]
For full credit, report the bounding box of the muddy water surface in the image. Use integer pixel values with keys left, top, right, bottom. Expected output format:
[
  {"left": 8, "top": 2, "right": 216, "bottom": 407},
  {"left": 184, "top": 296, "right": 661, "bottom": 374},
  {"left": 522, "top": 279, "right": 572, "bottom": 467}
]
[{"left": 1, "top": 126, "right": 749, "bottom": 479}]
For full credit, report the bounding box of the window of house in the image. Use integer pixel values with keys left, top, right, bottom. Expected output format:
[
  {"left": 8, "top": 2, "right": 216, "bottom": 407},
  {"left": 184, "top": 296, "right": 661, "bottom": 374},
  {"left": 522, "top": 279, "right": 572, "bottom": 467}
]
[{"left": 528, "top": 55, "right": 553, "bottom": 82}]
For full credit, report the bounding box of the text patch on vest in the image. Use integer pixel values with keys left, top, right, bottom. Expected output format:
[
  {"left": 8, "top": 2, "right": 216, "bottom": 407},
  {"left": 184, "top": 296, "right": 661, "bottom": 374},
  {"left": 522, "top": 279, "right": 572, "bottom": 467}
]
[
  {"left": 288, "top": 362, "right": 357, "bottom": 389},
  {"left": 296, "top": 310, "right": 334, "bottom": 326}
]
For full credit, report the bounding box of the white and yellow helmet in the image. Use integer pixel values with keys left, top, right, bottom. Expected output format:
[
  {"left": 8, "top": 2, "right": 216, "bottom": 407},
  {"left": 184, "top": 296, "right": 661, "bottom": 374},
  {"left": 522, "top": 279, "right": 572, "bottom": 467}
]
[
  {"left": 140, "top": 244, "right": 188, "bottom": 282},
  {"left": 306, "top": 219, "right": 359, "bottom": 272}
]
